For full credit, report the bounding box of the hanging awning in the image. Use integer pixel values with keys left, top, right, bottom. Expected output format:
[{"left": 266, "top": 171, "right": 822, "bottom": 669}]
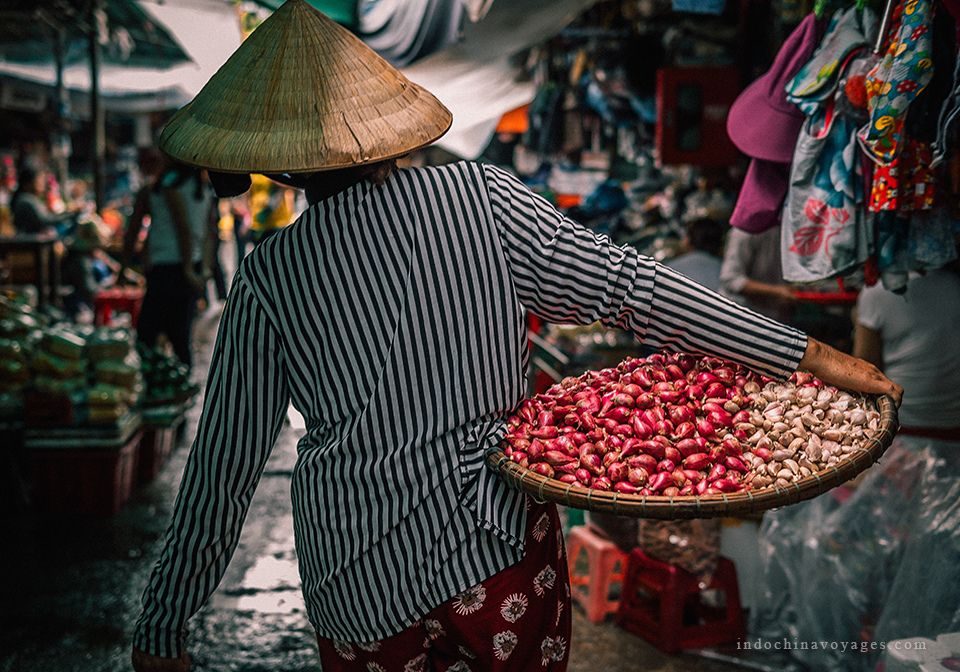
[
  {"left": 0, "top": 0, "right": 241, "bottom": 114},
  {"left": 0, "top": 0, "right": 190, "bottom": 69}
]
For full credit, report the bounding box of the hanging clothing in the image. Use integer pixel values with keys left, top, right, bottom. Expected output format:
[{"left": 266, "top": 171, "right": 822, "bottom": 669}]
[
  {"left": 858, "top": 0, "right": 936, "bottom": 164},
  {"left": 868, "top": 139, "right": 937, "bottom": 212},
  {"left": 780, "top": 101, "right": 869, "bottom": 283},
  {"left": 932, "top": 51, "right": 960, "bottom": 165},
  {"left": 134, "top": 162, "right": 807, "bottom": 658},
  {"left": 785, "top": 7, "right": 875, "bottom": 114}
]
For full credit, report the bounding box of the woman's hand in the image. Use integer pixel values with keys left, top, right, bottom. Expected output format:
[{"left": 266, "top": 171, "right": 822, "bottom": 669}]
[
  {"left": 131, "top": 647, "right": 191, "bottom": 672},
  {"left": 798, "top": 337, "right": 903, "bottom": 406}
]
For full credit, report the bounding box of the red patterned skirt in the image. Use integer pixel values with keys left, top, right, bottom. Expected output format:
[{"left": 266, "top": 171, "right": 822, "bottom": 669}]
[{"left": 316, "top": 500, "right": 571, "bottom": 671}]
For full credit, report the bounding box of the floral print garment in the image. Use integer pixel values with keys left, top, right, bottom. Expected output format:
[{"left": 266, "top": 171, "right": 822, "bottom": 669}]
[
  {"left": 316, "top": 499, "right": 571, "bottom": 671},
  {"left": 858, "top": 0, "right": 936, "bottom": 164}
]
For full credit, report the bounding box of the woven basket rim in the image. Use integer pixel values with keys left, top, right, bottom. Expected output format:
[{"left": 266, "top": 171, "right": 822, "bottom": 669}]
[{"left": 487, "top": 395, "right": 899, "bottom": 519}]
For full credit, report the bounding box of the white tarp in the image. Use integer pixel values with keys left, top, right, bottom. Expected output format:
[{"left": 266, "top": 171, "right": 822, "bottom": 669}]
[
  {"left": 0, "top": 0, "right": 240, "bottom": 112},
  {"left": 403, "top": 0, "right": 597, "bottom": 159}
]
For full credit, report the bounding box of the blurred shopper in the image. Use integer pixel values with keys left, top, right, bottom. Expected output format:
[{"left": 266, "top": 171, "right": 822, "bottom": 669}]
[
  {"left": 121, "top": 159, "right": 215, "bottom": 369},
  {"left": 131, "top": 4, "right": 900, "bottom": 671},
  {"left": 62, "top": 219, "right": 108, "bottom": 318},
  {"left": 854, "top": 266, "right": 960, "bottom": 436},
  {"left": 11, "top": 164, "right": 76, "bottom": 235},
  {"left": 719, "top": 224, "right": 795, "bottom": 321},
  {"left": 666, "top": 218, "right": 726, "bottom": 290}
]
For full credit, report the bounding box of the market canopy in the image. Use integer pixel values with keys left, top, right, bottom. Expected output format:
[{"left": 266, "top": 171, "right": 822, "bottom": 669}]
[
  {"left": 0, "top": 0, "right": 240, "bottom": 113},
  {"left": 0, "top": 0, "right": 190, "bottom": 69}
]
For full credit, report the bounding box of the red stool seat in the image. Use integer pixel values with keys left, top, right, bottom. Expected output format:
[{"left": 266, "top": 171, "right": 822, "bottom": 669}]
[
  {"left": 618, "top": 548, "right": 744, "bottom": 653},
  {"left": 566, "top": 525, "right": 628, "bottom": 622},
  {"left": 94, "top": 287, "right": 144, "bottom": 327}
]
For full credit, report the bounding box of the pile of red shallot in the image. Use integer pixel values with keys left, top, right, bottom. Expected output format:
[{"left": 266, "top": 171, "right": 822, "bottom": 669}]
[{"left": 502, "top": 352, "right": 881, "bottom": 496}]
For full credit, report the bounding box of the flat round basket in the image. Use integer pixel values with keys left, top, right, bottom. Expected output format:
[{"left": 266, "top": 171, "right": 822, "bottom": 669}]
[{"left": 486, "top": 395, "right": 899, "bottom": 519}]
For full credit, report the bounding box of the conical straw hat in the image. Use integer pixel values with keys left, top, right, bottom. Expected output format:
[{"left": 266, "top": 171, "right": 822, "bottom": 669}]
[{"left": 159, "top": 0, "right": 452, "bottom": 174}]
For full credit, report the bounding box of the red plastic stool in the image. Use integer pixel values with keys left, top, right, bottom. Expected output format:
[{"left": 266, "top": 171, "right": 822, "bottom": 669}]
[
  {"left": 94, "top": 287, "right": 144, "bottom": 327},
  {"left": 617, "top": 548, "right": 744, "bottom": 653},
  {"left": 566, "top": 525, "right": 628, "bottom": 622}
]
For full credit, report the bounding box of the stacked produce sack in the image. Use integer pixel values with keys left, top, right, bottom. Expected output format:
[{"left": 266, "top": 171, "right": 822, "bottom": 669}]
[
  {"left": 18, "top": 324, "right": 88, "bottom": 426},
  {"left": 0, "top": 297, "right": 42, "bottom": 408},
  {"left": 87, "top": 328, "right": 143, "bottom": 424},
  {"left": 0, "top": 295, "right": 152, "bottom": 427}
]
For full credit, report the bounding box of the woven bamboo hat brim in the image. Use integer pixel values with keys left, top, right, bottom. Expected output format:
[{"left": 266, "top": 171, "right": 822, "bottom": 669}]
[{"left": 159, "top": 0, "right": 452, "bottom": 174}]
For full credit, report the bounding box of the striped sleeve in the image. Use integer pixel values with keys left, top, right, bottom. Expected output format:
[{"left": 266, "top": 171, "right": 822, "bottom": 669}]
[
  {"left": 482, "top": 164, "right": 807, "bottom": 379},
  {"left": 133, "top": 274, "right": 290, "bottom": 657}
]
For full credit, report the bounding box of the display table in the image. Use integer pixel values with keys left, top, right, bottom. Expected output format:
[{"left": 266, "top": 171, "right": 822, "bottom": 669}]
[
  {"left": 0, "top": 232, "right": 60, "bottom": 307},
  {"left": 138, "top": 402, "right": 188, "bottom": 484},
  {"left": 25, "top": 412, "right": 142, "bottom": 516}
]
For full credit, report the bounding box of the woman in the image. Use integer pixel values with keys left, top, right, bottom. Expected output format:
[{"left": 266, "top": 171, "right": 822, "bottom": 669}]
[
  {"left": 11, "top": 164, "right": 76, "bottom": 235},
  {"left": 121, "top": 159, "right": 215, "bottom": 369},
  {"left": 132, "top": 3, "right": 900, "bottom": 671}
]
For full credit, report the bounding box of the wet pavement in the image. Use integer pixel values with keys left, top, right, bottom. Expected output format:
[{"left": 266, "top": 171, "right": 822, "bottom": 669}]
[{"left": 0, "top": 305, "right": 746, "bottom": 672}]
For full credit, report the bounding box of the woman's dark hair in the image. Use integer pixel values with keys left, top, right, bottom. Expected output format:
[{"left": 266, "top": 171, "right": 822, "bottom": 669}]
[
  {"left": 301, "top": 159, "right": 397, "bottom": 189},
  {"left": 300, "top": 159, "right": 398, "bottom": 204},
  {"left": 686, "top": 218, "right": 726, "bottom": 258}
]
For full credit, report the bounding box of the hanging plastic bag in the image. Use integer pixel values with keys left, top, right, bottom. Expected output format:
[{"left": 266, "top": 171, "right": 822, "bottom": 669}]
[{"left": 751, "top": 437, "right": 960, "bottom": 671}]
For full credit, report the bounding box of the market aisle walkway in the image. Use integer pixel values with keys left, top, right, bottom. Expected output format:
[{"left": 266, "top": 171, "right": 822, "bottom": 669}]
[{"left": 0, "top": 301, "right": 741, "bottom": 672}]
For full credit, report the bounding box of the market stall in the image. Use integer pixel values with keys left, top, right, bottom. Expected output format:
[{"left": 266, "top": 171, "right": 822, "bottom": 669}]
[{"left": 0, "top": 293, "right": 197, "bottom": 515}]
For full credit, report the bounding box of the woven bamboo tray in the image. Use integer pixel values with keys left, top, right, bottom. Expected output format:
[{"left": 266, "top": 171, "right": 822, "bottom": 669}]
[{"left": 486, "top": 395, "right": 899, "bottom": 519}]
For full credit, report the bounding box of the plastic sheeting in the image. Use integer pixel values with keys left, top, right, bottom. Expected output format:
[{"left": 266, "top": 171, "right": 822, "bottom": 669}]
[{"left": 751, "top": 436, "right": 960, "bottom": 671}]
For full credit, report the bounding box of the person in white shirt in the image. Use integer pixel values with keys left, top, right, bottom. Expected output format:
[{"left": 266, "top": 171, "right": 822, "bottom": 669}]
[
  {"left": 854, "top": 266, "right": 960, "bottom": 435},
  {"left": 122, "top": 160, "right": 215, "bottom": 369},
  {"left": 719, "top": 225, "right": 796, "bottom": 322}
]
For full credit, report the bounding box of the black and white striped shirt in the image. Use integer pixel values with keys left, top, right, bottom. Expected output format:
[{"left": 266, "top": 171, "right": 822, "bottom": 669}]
[{"left": 134, "top": 162, "right": 806, "bottom": 656}]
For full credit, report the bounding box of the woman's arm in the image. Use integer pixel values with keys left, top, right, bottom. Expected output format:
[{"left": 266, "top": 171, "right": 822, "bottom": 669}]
[
  {"left": 739, "top": 278, "right": 796, "bottom": 304},
  {"left": 120, "top": 188, "right": 150, "bottom": 277},
  {"left": 804, "top": 335, "right": 899, "bottom": 403},
  {"left": 132, "top": 275, "right": 289, "bottom": 663},
  {"left": 482, "top": 164, "right": 901, "bottom": 402}
]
